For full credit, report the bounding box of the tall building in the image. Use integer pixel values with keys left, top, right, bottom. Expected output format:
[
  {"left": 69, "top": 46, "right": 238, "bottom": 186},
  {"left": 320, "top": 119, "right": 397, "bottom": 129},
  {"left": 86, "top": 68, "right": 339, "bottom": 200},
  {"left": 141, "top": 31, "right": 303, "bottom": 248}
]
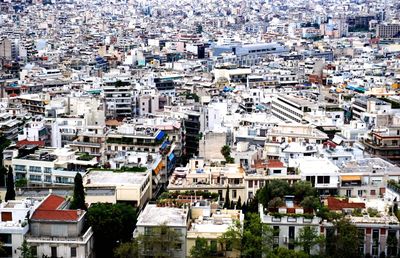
[{"left": 376, "top": 24, "right": 400, "bottom": 38}]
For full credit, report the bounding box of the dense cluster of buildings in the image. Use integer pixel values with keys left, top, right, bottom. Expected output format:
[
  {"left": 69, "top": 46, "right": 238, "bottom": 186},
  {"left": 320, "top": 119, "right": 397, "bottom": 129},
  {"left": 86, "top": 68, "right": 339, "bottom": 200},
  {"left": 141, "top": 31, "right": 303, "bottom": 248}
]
[{"left": 0, "top": 0, "right": 400, "bottom": 257}]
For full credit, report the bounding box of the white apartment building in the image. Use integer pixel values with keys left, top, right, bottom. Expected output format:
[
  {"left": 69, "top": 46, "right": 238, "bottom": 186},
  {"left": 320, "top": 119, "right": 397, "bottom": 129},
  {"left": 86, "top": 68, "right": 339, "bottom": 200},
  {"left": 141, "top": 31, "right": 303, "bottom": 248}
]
[
  {"left": 0, "top": 199, "right": 41, "bottom": 258},
  {"left": 12, "top": 147, "right": 97, "bottom": 186},
  {"left": 83, "top": 170, "right": 152, "bottom": 209}
]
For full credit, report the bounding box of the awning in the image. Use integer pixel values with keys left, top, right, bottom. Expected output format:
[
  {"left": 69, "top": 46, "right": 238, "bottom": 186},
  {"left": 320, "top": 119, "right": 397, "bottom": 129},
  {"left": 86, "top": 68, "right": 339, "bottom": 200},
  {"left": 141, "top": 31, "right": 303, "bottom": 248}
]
[
  {"left": 341, "top": 175, "right": 361, "bottom": 181},
  {"left": 156, "top": 131, "right": 165, "bottom": 141},
  {"left": 168, "top": 153, "right": 175, "bottom": 161}
]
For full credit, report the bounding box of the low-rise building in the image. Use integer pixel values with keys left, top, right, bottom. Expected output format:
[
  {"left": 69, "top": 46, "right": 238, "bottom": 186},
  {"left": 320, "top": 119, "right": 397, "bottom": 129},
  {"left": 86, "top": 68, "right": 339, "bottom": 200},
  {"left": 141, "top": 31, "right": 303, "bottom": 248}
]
[
  {"left": 26, "top": 195, "right": 94, "bottom": 258},
  {"left": 134, "top": 204, "right": 189, "bottom": 258},
  {"left": 0, "top": 199, "right": 41, "bottom": 258},
  {"left": 187, "top": 201, "right": 244, "bottom": 257},
  {"left": 83, "top": 169, "right": 152, "bottom": 208}
]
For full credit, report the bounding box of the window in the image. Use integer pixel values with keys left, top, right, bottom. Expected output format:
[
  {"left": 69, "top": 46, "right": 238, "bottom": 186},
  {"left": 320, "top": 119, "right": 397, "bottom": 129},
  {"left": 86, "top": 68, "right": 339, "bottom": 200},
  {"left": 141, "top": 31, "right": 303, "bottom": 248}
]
[
  {"left": 29, "top": 166, "right": 41, "bottom": 173},
  {"left": 0, "top": 234, "right": 11, "bottom": 244},
  {"left": 232, "top": 190, "right": 237, "bottom": 199},
  {"left": 372, "top": 229, "right": 379, "bottom": 255},
  {"left": 44, "top": 167, "right": 52, "bottom": 173},
  {"left": 51, "top": 247, "right": 57, "bottom": 258},
  {"left": 1, "top": 212, "right": 12, "bottom": 222},
  {"left": 273, "top": 170, "right": 281, "bottom": 174},
  {"left": 317, "top": 176, "right": 330, "bottom": 184},
  {"left": 371, "top": 190, "right": 376, "bottom": 196},
  {"left": 71, "top": 247, "right": 77, "bottom": 257},
  {"left": 210, "top": 240, "right": 217, "bottom": 253},
  {"left": 31, "top": 246, "right": 37, "bottom": 256},
  {"left": 144, "top": 227, "right": 152, "bottom": 235},
  {"left": 14, "top": 165, "right": 26, "bottom": 172},
  {"left": 248, "top": 180, "right": 253, "bottom": 187},
  {"left": 358, "top": 190, "right": 363, "bottom": 196}
]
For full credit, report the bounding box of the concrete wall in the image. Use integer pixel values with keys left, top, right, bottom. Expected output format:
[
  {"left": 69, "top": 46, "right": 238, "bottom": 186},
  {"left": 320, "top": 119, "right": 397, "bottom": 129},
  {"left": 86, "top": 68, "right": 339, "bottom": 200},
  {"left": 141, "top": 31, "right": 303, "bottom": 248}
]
[{"left": 199, "top": 132, "right": 226, "bottom": 162}]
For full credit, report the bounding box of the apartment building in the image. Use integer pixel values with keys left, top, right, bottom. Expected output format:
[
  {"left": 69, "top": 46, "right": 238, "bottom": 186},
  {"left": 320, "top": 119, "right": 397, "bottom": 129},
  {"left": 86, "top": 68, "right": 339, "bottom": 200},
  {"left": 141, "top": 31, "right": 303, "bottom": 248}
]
[
  {"left": 259, "top": 196, "right": 322, "bottom": 254},
  {"left": 83, "top": 170, "right": 152, "bottom": 209},
  {"left": 26, "top": 195, "right": 94, "bottom": 258},
  {"left": 134, "top": 204, "right": 189, "bottom": 258},
  {"left": 322, "top": 197, "right": 400, "bottom": 258},
  {"left": 338, "top": 158, "right": 400, "bottom": 198},
  {"left": 0, "top": 199, "right": 41, "bottom": 258},
  {"left": 363, "top": 126, "right": 400, "bottom": 164},
  {"left": 266, "top": 124, "right": 329, "bottom": 145},
  {"left": 295, "top": 157, "right": 340, "bottom": 195},
  {"left": 168, "top": 158, "right": 246, "bottom": 203},
  {"left": 103, "top": 80, "right": 134, "bottom": 119},
  {"left": 186, "top": 201, "right": 243, "bottom": 257},
  {"left": 11, "top": 147, "right": 97, "bottom": 186},
  {"left": 376, "top": 24, "right": 400, "bottom": 38},
  {"left": 271, "top": 94, "right": 318, "bottom": 123}
]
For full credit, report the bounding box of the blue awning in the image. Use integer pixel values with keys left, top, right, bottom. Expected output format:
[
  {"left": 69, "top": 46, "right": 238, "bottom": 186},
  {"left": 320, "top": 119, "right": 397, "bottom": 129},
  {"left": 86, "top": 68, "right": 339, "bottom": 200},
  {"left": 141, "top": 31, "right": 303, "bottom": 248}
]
[
  {"left": 168, "top": 153, "right": 175, "bottom": 161},
  {"left": 156, "top": 131, "right": 165, "bottom": 141},
  {"left": 160, "top": 141, "right": 169, "bottom": 150}
]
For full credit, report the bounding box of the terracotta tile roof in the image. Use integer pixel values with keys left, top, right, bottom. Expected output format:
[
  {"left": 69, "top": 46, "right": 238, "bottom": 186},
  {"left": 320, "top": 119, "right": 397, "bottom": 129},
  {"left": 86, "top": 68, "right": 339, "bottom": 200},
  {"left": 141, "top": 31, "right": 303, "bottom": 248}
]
[
  {"left": 267, "top": 160, "right": 284, "bottom": 168},
  {"left": 31, "top": 195, "right": 81, "bottom": 222},
  {"left": 16, "top": 140, "right": 46, "bottom": 147},
  {"left": 327, "top": 197, "right": 365, "bottom": 211}
]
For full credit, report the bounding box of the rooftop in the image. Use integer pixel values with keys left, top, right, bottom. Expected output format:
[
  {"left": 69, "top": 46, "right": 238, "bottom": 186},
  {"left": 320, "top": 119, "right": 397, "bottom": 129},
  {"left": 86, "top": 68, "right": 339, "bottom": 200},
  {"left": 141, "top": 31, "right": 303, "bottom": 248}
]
[
  {"left": 136, "top": 204, "right": 189, "bottom": 227},
  {"left": 31, "top": 195, "right": 84, "bottom": 222},
  {"left": 84, "top": 170, "right": 149, "bottom": 186}
]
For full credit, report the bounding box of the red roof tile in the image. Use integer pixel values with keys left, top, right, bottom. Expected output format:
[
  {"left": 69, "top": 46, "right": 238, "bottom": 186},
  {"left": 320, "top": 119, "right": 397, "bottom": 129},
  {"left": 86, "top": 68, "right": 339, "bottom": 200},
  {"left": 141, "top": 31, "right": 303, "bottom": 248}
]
[
  {"left": 327, "top": 197, "right": 365, "bottom": 211},
  {"left": 16, "top": 140, "right": 46, "bottom": 147},
  {"left": 31, "top": 195, "right": 81, "bottom": 221}
]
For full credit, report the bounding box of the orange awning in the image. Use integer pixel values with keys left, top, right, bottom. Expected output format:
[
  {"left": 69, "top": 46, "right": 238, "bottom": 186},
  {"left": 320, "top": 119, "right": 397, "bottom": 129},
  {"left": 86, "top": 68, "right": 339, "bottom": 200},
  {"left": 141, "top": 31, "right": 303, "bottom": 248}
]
[{"left": 341, "top": 175, "right": 361, "bottom": 181}]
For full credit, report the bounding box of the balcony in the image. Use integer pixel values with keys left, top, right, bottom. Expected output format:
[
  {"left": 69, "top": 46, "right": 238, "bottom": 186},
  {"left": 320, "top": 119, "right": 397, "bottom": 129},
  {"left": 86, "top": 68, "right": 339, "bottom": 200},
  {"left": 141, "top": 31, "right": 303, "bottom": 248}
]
[{"left": 27, "top": 227, "right": 93, "bottom": 244}]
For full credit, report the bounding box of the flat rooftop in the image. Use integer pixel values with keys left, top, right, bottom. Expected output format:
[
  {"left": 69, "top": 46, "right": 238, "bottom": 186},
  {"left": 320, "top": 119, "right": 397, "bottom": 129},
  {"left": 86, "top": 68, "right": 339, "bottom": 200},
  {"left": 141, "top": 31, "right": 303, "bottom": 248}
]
[
  {"left": 85, "top": 170, "right": 149, "bottom": 186},
  {"left": 136, "top": 204, "right": 188, "bottom": 227}
]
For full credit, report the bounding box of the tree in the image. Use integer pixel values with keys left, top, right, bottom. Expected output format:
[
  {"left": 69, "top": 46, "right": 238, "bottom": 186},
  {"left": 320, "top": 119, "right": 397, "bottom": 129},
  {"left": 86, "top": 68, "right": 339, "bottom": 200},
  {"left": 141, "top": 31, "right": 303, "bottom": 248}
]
[
  {"left": 300, "top": 196, "right": 320, "bottom": 212},
  {"left": 268, "top": 197, "right": 284, "bottom": 209},
  {"left": 18, "top": 239, "right": 34, "bottom": 258},
  {"left": 5, "top": 167, "right": 15, "bottom": 202},
  {"left": 269, "top": 247, "right": 309, "bottom": 258},
  {"left": 328, "top": 219, "right": 360, "bottom": 258},
  {"left": 386, "top": 232, "right": 398, "bottom": 257},
  {"left": 293, "top": 181, "right": 317, "bottom": 201},
  {"left": 70, "top": 173, "right": 86, "bottom": 210},
  {"left": 218, "top": 213, "right": 275, "bottom": 258},
  {"left": 114, "top": 239, "right": 139, "bottom": 258},
  {"left": 236, "top": 196, "right": 242, "bottom": 209},
  {"left": 221, "top": 145, "right": 231, "bottom": 158},
  {"left": 190, "top": 237, "right": 214, "bottom": 258},
  {"left": 137, "top": 224, "right": 182, "bottom": 257},
  {"left": 296, "top": 226, "right": 324, "bottom": 255},
  {"left": 223, "top": 185, "right": 230, "bottom": 209},
  {"left": 87, "top": 203, "right": 137, "bottom": 258}
]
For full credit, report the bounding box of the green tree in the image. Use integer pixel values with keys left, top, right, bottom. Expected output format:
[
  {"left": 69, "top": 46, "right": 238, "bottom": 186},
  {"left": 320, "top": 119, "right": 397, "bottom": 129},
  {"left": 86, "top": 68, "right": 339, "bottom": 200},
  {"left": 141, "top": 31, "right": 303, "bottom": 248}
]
[
  {"left": 268, "top": 197, "right": 284, "bottom": 209},
  {"left": 70, "top": 173, "right": 86, "bottom": 210},
  {"left": 296, "top": 226, "right": 324, "bottom": 255},
  {"left": 300, "top": 196, "right": 320, "bottom": 212},
  {"left": 221, "top": 145, "right": 231, "bottom": 158},
  {"left": 137, "top": 224, "right": 182, "bottom": 257},
  {"left": 18, "top": 239, "right": 35, "bottom": 258},
  {"left": 114, "top": 239, "right": 139, "bottom": 258},
  {"left": 386, "top": 232, "right": 398, "bottom": 257},
  {"left": 190, "top": 237, "right": 214, "bottom": 258},
  {"left": 87, "top": 203, "right": 137, "bottom": 258},
  {"left": 269, "top": 247, "right": 309, "bottom": 258},
  {"left": 223, "top": 185, "right": 230, "bottom": 208},
  {"left": 329, "top": 219, "right": 360, "bottom": 258},
  {"left": 218, "top": 213, "right": 275, "bottom": 258},
  {"left": 236, "top": 196, "right": 242, "bottom": 209},
  {"left": 5, "top": 167, "right": 15, "bottom": 202},
  {"left": 293, "top": 181, "right": 317, "bottom": 201}
]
